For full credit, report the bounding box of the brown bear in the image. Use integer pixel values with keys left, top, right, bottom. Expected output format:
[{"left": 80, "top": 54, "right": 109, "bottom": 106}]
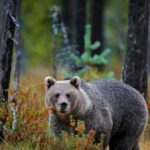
[{"left": 44, "top": 76, "right": 148, "bottom": 150}]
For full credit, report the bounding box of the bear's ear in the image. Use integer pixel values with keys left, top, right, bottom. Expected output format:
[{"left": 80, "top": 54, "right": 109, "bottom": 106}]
[
  {"left": 70, "top": 76, "right": 81, "bottom": 89},
  {"left": 45, "top": 76, "right": 56, "bottom": 89}
]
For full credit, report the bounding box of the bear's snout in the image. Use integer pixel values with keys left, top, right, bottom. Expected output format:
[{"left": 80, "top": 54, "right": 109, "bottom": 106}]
[{"left": 60, "top": 102, "right": 67, "bottom": 112}]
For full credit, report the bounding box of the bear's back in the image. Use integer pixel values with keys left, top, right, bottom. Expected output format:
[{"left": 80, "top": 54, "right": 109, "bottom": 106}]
[
  {"left": 81, "top": 80, "right": 148, "bottom": 133},
  {"left": 83, "top": 80, "right": 146, "bottom": 110}
]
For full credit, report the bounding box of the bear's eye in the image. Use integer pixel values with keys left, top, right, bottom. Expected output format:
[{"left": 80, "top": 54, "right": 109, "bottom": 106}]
[
  {"left": 66, "top": 93, "right": 71, "bottom": 98},
  {"left": 55, "top": 93, "right": 60, "bottom": 98}
]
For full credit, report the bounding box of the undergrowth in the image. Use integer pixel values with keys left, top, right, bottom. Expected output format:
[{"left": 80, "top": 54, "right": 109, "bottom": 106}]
[{"left": 0, "top": 70, "right": 149, "bottom": 150}]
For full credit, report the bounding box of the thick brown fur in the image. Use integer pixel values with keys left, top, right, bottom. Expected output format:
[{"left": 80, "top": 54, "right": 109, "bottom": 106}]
[{"left": 45, "top": 76, "right": 148, "bottom": 150}]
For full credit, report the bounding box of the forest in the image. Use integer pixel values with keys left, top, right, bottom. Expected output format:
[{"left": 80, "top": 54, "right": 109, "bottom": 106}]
[{"left": 0, "top": 0, "right": 150, "bottom": 149}]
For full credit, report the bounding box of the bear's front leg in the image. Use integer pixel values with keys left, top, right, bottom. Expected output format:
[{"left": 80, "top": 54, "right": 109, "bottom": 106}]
[
  {"left": 48, "top": 113, "right": 61, "bottom": 136},
  {"left": 93, "top": 130, "right": 111, "bottom": 150},
  {"left": 84, "top": 122, "right": 111, "bottom": 150},
  {"left": 48, "top": 113, "right": 70, "bottom": 137},
  {"left": 85, "top": 107, "right": 112, "bottom": 150}
]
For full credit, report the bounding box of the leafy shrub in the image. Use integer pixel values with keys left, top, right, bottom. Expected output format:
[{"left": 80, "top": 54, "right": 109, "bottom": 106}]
[
  {"left": 0, "top": 71, "right": 149, "bottom": 150},
  {"left": 0, "top": 74, "right": 103, "bottom": 150}
]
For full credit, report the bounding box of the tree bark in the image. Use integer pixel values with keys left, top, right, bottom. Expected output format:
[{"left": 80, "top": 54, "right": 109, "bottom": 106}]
[
  {"left": 64, "top": 0, "right": 86, "bottom": 55},
  {"left": 0, "top": 0, "right": 17, "bottom": 141},
  {"left": 63, "top": 0, "right": 76, "bottom": 44},
  {"left": 75, "top": 0, "right": 86, "bottom": 55},
  {"left": 148, "top": 0, "right": 150, "bottom": 72},
  {"left": 13, "top": 0, "right": 22, "bottom": 95},
  {"left": 122, "top": 0, "right": 149, "bottom": 100},
  {"left": 91, "top": 0, "right": 104, "bottom": 55}
]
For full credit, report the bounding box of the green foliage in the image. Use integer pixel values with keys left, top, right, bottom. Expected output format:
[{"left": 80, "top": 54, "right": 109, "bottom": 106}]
[
  {"left": 69, "top": 25, "right": 111, "bottom": 67},
  {"left": 84, "top": 25, "right": 100, "bottom": 51},
  {"left": 21, "top": 0, "right": 128, "bottom": 68},
  {"left": 100, "top": 71, "right": 115, "bottom": 80},
  {"left": 59, "top": 24, "right": 114, "bottom": 80},
  {"left": 22, "top": 0, "right": 53, "bottom": 66},
  {"left": 105, "top": 0, "right": 128, "bottom": 56}
]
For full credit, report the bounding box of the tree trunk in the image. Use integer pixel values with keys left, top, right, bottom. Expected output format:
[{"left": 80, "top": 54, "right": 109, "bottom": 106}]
[
  {"left": 63, "top": 0, "right": 76, "bottom": 44},
  {"left": 0, "top": 0, "right": 17, "bottom": 142},
  {"left": 91, "top": 0, "right": 104, "bottom": 55},
  {"left": 122, "top": 0, "right": 149, "bottom": 100},
  {"left": 75, "top": 0, "right": 86, "bottom": 55},
  {"left": 64, "top": 0, "right": 86, "bottom": 55},
  {"left": 148, "top": 0, "right": 150, "bottom": 72},
  {"left": 13, "top": 0, "right": 22, "bottom": 96}
]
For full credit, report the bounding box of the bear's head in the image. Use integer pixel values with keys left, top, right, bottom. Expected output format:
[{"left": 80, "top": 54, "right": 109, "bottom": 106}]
[{"left": 45, "top": 76, "right": 90, "bottom": 118}]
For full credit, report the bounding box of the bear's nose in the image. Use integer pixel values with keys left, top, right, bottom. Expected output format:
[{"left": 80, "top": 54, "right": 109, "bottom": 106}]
[{"left": 60, "top": 102, "right": 67, "bottom": 110}]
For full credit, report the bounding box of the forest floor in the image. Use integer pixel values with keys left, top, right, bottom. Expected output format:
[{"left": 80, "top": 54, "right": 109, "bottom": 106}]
[{"left": 0, "top": 68, "right": 150, "bottom": 150}]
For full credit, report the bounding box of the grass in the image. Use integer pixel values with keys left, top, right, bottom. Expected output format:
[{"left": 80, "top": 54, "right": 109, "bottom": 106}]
[{"left": 0, "top": 69, "right": 150, "bottom": 150}]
